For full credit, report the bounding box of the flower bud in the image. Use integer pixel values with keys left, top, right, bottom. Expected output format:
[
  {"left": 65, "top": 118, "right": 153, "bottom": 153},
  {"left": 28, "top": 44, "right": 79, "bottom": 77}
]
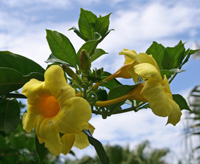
[
  {"left": 80, "top": 50, "right": 91, "bottom": 71},
  {"left": 62, "top": 64, "right": 76, "bottom": 79}
]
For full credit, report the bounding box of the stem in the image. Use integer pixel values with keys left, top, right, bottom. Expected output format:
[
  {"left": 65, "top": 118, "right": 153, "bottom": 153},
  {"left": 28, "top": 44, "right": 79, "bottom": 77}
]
[
  {"left": 5, "top": 93, "right": 27, "bottom": 99},
  {"left": 169, "top": 53, "right": 190, "bottom": 84},
  {"left": 95, "top": 94, "right": 130, "bottom": 107},
  {"left": 168, "top": 73, "right": 177, "bottom": 84},
  {"left": 92, "top": 102, "right": 148, "bottom": 115}
]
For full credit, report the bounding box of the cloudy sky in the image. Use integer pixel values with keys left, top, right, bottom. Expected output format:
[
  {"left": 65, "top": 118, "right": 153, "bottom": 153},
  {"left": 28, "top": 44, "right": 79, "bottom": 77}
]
[{"left": 1, "top": 0, "right": 200, "bottom": 163}]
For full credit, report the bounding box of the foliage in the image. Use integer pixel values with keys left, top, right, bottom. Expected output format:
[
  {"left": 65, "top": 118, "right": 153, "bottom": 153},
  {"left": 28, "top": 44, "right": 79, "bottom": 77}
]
[
  {"left": 0, "top": 8, "right": 197, "bottom": 163},
  {"left": 0, "top": 115, "right": 58, "bottom": 164},
  {"left": 64, "top": 141, "right": 170, "bottom": 164}
]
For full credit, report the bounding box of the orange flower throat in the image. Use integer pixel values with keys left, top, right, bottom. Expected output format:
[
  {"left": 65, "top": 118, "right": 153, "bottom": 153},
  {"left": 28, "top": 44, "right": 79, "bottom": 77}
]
[{"left": 37, "top": 95, "right": 60, "bottom": 117}]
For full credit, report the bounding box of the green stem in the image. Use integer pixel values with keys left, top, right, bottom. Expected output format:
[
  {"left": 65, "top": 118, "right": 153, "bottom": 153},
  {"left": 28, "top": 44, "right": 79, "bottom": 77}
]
[
  {"left": 168, "top": 73, "right": 177, "bottom": 84},
  {"left": 5, "top": 93, "right": 27, "bottom": 99},
  {"left": 169, "top": 53, "right": 190, "bottom": 84},
  {"left": 92, "top": 102, "right": 148, "bottom": 116}
]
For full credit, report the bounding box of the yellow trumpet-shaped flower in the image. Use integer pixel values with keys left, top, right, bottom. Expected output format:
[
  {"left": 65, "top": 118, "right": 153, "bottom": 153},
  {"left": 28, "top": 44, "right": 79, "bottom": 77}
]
[
  {"left": 22, "top": 65, "right": 94, "bottom": 156},
  {"left": 119, "top": 48, "right": 137, "bottom": 64},
  {"left": 120, "top": 49, "right": 182, "bottom": 125},
  {"left": 109, "top": 49, "right": 181, "bottom": 125}
]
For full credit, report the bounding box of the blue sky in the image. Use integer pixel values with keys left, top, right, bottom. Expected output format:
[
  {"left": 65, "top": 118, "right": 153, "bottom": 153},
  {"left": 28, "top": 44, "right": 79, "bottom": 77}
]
[{"left": 1, "top": 0, "right": 200, "bottom": 163}]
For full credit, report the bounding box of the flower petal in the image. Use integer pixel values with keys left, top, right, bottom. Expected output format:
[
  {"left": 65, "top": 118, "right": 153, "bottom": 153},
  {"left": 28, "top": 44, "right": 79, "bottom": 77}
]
[
  {"left": 61, "top": 133, "right": 75, "bottom": 155},
  {"left": 74, "top": 123, "right": 95, "bottom": 149},
  {"left": 128, "top": 62, "right": 139, "bottom": 83},
  {"left": 134, "top": 63, "right": 162, "bottom": 81},
  {"left": 119, "top": 49, "right": 137, "bottom": 64},
  {"left": 162, "top": 75, "right": 173, "bottom": 99},
  {"left": 22, "top": 111, "right": 38, "bottom": 133},
  {"left": 141, "top": 80, "right": 172, "bottom": 117},
  {"left": 127, "top": 83, "right": 147, "bottom": 102},
  {"left": 54, "top": 97, "right": 92, "bottom": 133},
  {"left": 44, "top": 65, "right": 75, "bottom": 100},
  {"left": 34, "top": 116, "right": 63, "bottom": 156},
  {"left": 114, "top": 63, "right": 132, "bottom": 79},
  {"left": 22, "top": 79, "right": 44, "bottom": 105},
  {"left": 136, "top": 53, "right": 160, "bottom": 71},
  {"left": 166, "top": 101, "right": 182, "bottom": 126}
]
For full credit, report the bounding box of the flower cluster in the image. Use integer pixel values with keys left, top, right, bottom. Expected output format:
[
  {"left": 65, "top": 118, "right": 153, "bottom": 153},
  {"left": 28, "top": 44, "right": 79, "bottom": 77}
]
[
  {"left": 95, "top": 49, "right": 182, "bottom": 125},
  {"left": 118, "top": 49, "right": 182, "bottom": 125},
  {"left": 22, "top": 49, "right": 182, "bottom": 156}
]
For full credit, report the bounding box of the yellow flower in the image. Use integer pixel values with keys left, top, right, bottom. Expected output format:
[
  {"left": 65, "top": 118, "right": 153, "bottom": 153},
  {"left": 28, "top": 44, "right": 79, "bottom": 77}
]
[
  {"left": 120, "top": 50, "right": 182, "bottom": 125},
  {"left": 119, "top": 48, "right": 137, "bottom": 64},
  {"left": 22, "top": 65, "right": 94, "bottom": 156}
]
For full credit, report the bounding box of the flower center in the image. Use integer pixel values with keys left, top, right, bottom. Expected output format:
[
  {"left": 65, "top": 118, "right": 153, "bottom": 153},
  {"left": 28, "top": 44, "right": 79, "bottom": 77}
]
[{"left": 37, "top": 94, "right": 60, "bottom": 117}]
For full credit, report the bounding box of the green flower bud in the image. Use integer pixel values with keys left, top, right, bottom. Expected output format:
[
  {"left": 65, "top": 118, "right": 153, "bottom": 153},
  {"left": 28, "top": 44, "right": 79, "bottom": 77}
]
[{"left": 80, "top": 50, "right": 91, "bottom": 71}]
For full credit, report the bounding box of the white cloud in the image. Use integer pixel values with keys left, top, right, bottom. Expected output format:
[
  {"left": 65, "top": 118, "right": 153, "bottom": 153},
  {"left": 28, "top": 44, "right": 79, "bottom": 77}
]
[
  {"left": 1, "top": 0, "right": 71, "bottom": 8},
  {"left": 93, "top": 1, "right": 200, "bottom": 74}
]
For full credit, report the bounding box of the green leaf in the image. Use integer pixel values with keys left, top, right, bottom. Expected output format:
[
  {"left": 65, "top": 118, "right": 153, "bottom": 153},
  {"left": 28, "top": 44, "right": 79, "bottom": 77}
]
[
  {"left": 83, "top": 130, "right": 109, "bottom": 164},
  {"left": 68, "top": 26, "right": 85, "bottom": 41},
  {"left": 0, "top": 135, "right": 6, "bottom": 151},
  {"left": 95, "top": 13, "right": 111, "bottom": 39},
  {"left": 77, "top": 40, "right": 99, "bottom": 66},
  {"left": 146, "top": 41, "right": 165, "bottom": 69},
  {"left": 163, "top": 41, "right": 185, "bottom": 69},
  {"left": 181, "top": 48, "right": 199, "bottom": 67},
  {"left": 107, "top": 85, "right": 137, "bottom": 112},
  {"left": 91, "top": 48, "right": 108, "bottom": 62},
  {"left": 45, "top": 53, "right": 69, "bottom": 65},
  {"left": 46, "top": 30, "right": 77, "bottom": 68},
  {"left": 0, "top": 67, "right": 44, "bottom": 95},
  {"left": 35, "top": 135, "right": 48, "bottom": 164},
  {"left": 0, "top": 51, "right": 45, "bottom": 75},
  {"left": 79, "top": 8, "right": 97, "bottom": 41},
  {"left": 101, "top": 72, "right": 121, "bottom": 90},
  {"left": 0, "top": 98, "right": 20, "bottom": 132},
  {"left": 0, "top": 68, "right": 24, "bottom": 95},
  {"left": 0, "top": 51, "right": 44, "bottom": 94},
  {"left": 173, "top": 94, "right": 191, "bottom": 111},
  {"left": 160, "top": 68, "right": 185, "bottom": 78},
  {"left": 97, "top": 89, "right": 107, "bottom": 101}
]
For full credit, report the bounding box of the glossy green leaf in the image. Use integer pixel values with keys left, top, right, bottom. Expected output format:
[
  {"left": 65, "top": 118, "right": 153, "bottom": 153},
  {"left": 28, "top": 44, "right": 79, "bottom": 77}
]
[
  {"left": 163, "top": 41, "right": 185, "bottom": 69},
  {"left": 35, "top": 136, "right": 48, "bottom": 164},
  {"left": 79, "top": 8, "right": 97, "bottom": 41},
  {"left": 160, "top": 69, "right": 185, "bottom": 78},
  {"left": 181, "top": 48, "right": 199, "bottom": 67},
  {"left": 78, "top": 40, "right": 98, "bottom": 56},
  {"left": 68, "top": 26, "right": 85, "bottom": 41},
  {"left": 108, "top": 85, "right": 135, "bottom": 99},
  {"left": 0, "top": 98, "right": 20, "bottom": 132},
  {"left": 107, "top": 85, "right": 137, "bottom": 112},
  {"left": 46, "top": 30, "right": 77, "bottom": 68},
  {"left": 95, "top": 13, "right": 111, "bottom": 39},
  {"left": 101, "top": 72, "right": 121, "bottom": 90},
  {"left": 97, "top": 89, "right": 107, "bottom": 101},
  {"left": 83, "top": 130, "right": 109, "bottom": 164},
  {"left": 0, "top": 68, "right": 24, "bottom": 95},
  {"left": 146, "top": 41, "right": 165, "bottom": 69},
  {"left": 91, "top": 48, "right": 108, "bottom": 62},
  {"left": 45, "top": 53, "right": 69, "bottom": 65},
  {"left": 146, "top": 41, "right": 192, "bottom": 71},
  {"left": 0, "top": 67, "right": 44, "bottom": 95},
  {"left": 0, "top": 51, "right": 45, "bottom": 75},
  {"left": 173, "top": 94, "right": 191, "bottom": 111}
]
